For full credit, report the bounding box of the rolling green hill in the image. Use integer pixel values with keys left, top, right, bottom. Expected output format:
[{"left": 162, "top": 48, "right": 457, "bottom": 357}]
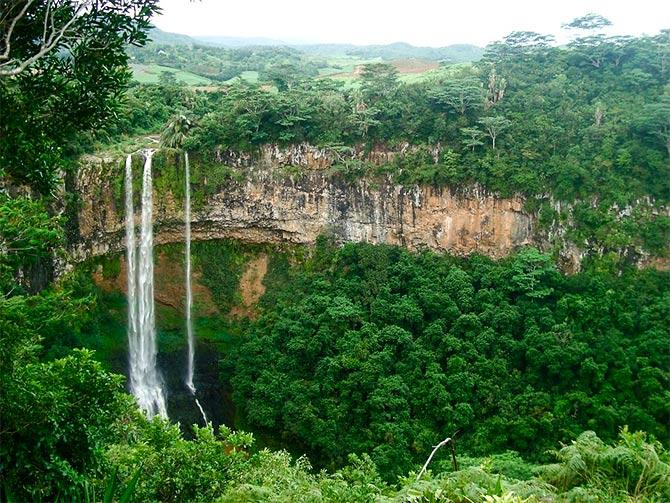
[
  {"left": 130, "top": 63, "right": 214, "bottom": 85},
  {"left": 298, "top": 41, "right": 484, "bottom": 62},
  {"left": 130, "top": 29, "right": 484, "bottom": 86}
]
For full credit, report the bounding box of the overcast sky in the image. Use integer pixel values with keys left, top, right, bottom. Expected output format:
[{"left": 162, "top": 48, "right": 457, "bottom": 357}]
[{"left": 153, "top": 0, "right": 670, "bottom": 47}]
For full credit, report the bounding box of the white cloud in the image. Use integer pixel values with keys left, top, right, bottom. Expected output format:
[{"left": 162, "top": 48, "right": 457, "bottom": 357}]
[{"left": 153, "top": 0, "right": 670, "bottom": 47}]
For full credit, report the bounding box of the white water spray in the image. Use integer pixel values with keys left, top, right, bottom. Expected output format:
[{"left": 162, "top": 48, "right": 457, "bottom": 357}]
[
  {"left": 125, "top": 155, "right": 139, "bottom": 391},
  {"left": 126, "top": 151, "right": 167, "bottom": 419},
  {"left": 184, "top": 152, "right": 208, "bottom": 424}
]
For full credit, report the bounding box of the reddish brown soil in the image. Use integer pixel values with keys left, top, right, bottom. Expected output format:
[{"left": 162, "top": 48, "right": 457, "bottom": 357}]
[
  {"left": 392, "top": 59, "right": 439, "bottom": 74},
  {"left": 229, "top": 254, "right": 268, "bottom": 319},
  {"left": 92, "top": 252, "right": 219, "bottom": 317},
  {"left": 319, "top": 59, "right": 439, "bottom": 80}
]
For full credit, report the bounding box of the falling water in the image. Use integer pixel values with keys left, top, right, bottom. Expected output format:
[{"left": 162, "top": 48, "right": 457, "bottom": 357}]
[
  {"left": 184, "top": 152, "right": 208, "bottom": 424},
  {"left": 124, "top": 155, "right": 139, "bottom": 396},
  {"left": 127, "top": 151, "right": 167, "bottom": 419},
  {"left": 185, "top": 151, "right": 195, "bottom": 394}
]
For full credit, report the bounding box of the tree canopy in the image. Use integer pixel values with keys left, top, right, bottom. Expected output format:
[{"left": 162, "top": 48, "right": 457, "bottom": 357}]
[
  {"left": 0, "top": 0, "right": 158, "bottom": 192},
  {"left": 223, "top": 241, "right": 670, "bottom": 479}
]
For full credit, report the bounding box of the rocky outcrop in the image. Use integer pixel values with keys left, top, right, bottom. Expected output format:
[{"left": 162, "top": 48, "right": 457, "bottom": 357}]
[{"left": 70, "top": 145, "right": 536, "bottom": 265}]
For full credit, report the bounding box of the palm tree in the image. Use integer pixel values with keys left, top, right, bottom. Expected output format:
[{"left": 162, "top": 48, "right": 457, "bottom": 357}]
[{"left": 160, "top": 114, "right": 193, "bottom": 149}]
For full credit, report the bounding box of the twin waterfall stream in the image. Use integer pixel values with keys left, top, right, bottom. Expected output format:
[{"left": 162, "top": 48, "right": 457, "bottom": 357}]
[
  {"left": 184, "top": 152, "right": 208, "bottom": 424},
  {"left": 124, "top": 151, "right": 207, "bottom": 423}
]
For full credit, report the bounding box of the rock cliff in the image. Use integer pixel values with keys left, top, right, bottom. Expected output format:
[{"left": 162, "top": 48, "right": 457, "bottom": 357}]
[{"left": 70, "top": 145, "right": 537, "bottom": 264}]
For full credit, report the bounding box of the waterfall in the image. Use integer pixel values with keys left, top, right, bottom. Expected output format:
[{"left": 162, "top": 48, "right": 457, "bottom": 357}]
[
  {"left": 184, "top": 152, "right": 208, "bottom": 424},
  {"left": 185, "top": 151, "right": 195, "bottom": 394},
  {"left": 124, "top": 155, "right": 139, "bottom": 397},
  {"left": 126, "top": 151, "right": 167, "bottom": 419}
]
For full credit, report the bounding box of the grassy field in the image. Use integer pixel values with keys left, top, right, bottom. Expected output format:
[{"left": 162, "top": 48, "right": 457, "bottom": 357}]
[
  {"left": 398, "top": 63, "right": 473, "bottom": 83},
  {"left": 224, "top": 70, "right": 260, "bottom": 84},
  {"left": 316, "top": 55, "right": 382, "bottom": 77},
  {"left": 130, "top": 63, "right": 214, "bottom": 85},
  {"left": 314, "top": 57, "right": 469, "bottom": 87}
]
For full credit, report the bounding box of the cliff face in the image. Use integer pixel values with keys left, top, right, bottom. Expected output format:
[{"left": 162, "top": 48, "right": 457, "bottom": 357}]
[{"left": 70, "top": 145, "right": 536, "bottom": 264}]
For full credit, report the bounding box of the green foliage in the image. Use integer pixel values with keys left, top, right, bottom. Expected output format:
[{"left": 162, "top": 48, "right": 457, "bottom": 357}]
[
  {"left": 508, "top": 248, "right": 555, "bottom": 299},
  {"left": 328, "top": 159, "right": 377, "bottom": 182},
  {"left": 562, "top": 13, "right": 613, "bottom": 31},
  {"left": 100, "top": 256, "right": 122, "bottom": 281},
  {"left": 392, "top": 467, "right": 553, "bottom": 502},
  {"left": 217, "top": 452, "right": 384, "bottom": 503},
  {"left": 0, "top": 0, "right": 159, "bottom": 193},
  {"left": 386, "top": 430, "right": 669, "bottom": 502},
  {"left": 0, "top": 195, "right": 62, "bottom": 291},
  {"left": 0, "top": 4, "right": 158, "bottom": 500},
  {"left": 161, "top": 114, "right": 195, "bottom": 149},
  {"left": 0, "top": 349, "right": 135, "bottom": 500},
  {"left": 432, "top": 78, "right": 485, "bottom": 117},
  {"left": 461, "top": 127, "right": 486, "bottom": 151},
  {"left": 478, "top": 116, "right": 512, "bottom": 149},
  {"left": 191, "top": 240, "right": 249, "bottom": 312},
  {"left": 542, "top": 428, "right": 670, "bottom": 501},
  {"left": 104, "top": 418, "right": 436, "bottom": 502},
  {"left": 75, "top": 462, "right": 142, "bottom": 503},
  {"left": 637, "top": 96, "right": 670, "bottom": 156},
  {"left": 106, "top": 421, "right": 253, "bottom": 503},
  {"left": 92, "top": 425, "right": 670, "bottom": 502},
  {"left": 224, "top": 242, "right": 670, "bottom": 479}
]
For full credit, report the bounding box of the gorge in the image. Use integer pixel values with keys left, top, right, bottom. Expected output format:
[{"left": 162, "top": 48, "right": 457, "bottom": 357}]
[
  {"left": 73, "top": 143, "right": 670, "bottom": 431},
  {"left": 79, "top": 144, "right": 542, "bottom": 426},
  {"left": 5, "top": 2, "right": 670, "bottom": 498}
]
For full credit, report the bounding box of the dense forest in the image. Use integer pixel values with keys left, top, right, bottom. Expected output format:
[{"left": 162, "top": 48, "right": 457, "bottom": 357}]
[
  {"left": 224, "top": 241, "right": 670, "bottom": 478},
  {"left": 1, "top": 1, "right": 669, "bottom": 501}
]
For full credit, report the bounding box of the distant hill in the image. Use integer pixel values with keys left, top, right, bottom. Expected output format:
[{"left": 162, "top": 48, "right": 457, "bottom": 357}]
[
  {"left": 145, "top": 28, "right": 200, "bottom": 46},
  {"left": 130, "top": 29, "right": 484, "bottom": 85},
  {"left": 299, "top": 42, "right": 484, "bottom": 63},
  {"left": 196, "top": 35, "right": 289, "bottom": 47},
  {"left": 128, "top": 32, "right": 321, "bottom": 84},
  {"left": 352, "top": 42, "right": 483, "bottom": 63},
  {"left": 147, "top": 28, "right": 484, "bottom": 63}
]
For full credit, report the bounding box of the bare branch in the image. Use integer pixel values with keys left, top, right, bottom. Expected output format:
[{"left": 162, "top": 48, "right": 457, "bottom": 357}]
[
  {"left": 42, "top": 0, "right": 51, "bottom": 48},
  {"left": 0, "top": 0, "right": 93, "bottom": 77},
  {"left": 416, "top": 435, "right": 459, "bottom": 481},
  {"left": 0, "top": 0, "right": 35, "bottom": 62}
]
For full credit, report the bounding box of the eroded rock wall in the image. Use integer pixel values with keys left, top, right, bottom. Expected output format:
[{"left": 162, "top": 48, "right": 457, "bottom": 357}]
[{"left": 71, "top": 145, "right": 535, "bottom": 263}]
